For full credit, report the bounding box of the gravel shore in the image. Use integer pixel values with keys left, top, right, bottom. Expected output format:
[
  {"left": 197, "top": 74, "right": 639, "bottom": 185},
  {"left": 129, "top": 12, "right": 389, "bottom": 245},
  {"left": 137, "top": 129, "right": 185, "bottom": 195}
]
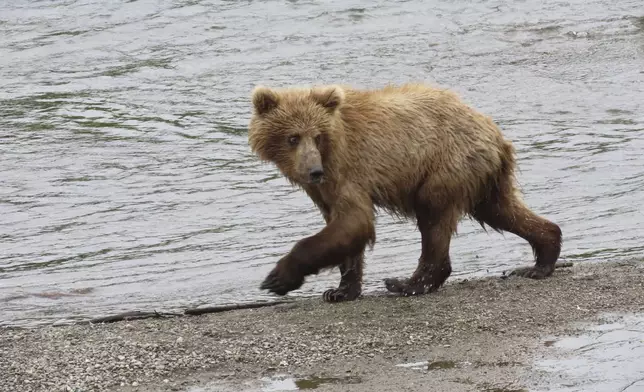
[{"left": 2, "top": 260, "right": 643, "bottom": 392}]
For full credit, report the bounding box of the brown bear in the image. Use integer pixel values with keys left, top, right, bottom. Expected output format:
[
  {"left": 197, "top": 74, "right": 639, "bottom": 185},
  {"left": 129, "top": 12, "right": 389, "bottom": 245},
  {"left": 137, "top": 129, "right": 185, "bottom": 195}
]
[{"left": 248, "top": 83, "right": 562, "bottom": 303}]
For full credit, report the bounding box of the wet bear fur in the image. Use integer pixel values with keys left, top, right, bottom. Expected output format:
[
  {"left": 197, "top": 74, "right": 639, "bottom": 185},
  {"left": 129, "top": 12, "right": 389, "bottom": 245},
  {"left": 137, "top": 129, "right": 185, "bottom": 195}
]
[{"left": 248, "top": 83, "right": 562, "bottom": 302}]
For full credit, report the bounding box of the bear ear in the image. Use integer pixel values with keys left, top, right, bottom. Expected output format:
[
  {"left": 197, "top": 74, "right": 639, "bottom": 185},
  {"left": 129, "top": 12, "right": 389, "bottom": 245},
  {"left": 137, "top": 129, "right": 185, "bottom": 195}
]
[
  {"left": 252, "top": 85, "right": 280, "bottom": 115},
  {"left": 311, "top": 85, "right": 345, "bottom": 112}
]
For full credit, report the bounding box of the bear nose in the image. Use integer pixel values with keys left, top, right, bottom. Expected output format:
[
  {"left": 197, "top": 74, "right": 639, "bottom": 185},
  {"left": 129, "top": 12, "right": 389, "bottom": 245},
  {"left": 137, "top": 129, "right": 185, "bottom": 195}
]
[{"left": 309, "top": 167, "right": 324, "bottom": 183}]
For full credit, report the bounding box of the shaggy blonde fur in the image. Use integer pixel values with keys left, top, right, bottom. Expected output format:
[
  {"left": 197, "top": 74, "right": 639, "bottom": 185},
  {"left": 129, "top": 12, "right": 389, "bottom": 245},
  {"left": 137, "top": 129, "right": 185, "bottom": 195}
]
[{"left": 249, "top": 83, "right": 562, "bottom": 301}]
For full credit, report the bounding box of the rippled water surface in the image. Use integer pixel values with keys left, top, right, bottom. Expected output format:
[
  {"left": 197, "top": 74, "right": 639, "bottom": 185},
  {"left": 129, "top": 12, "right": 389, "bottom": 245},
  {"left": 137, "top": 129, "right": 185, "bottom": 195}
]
[
  {"left": 1, "top": 0, "right": 643, "bottom": 327},
  {"left": 534, "top": 313, "right": 644, "bottom": 392}
]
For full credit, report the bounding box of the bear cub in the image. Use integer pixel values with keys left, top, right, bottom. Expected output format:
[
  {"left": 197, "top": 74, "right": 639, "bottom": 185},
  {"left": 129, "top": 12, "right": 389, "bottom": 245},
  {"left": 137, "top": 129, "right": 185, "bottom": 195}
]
[{"left": 248, "top": 83, "right": 562, "bottom": 303}]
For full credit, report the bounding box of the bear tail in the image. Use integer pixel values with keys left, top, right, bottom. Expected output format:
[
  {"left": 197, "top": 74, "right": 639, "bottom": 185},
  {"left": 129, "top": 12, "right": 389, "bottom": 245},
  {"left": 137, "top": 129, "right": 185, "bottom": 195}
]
[
  {"left": 471, "top": 139, "right": 520, "bottom": 233},
  {"left": 499, "top": 139, "right": 517, "bottom": 184}
]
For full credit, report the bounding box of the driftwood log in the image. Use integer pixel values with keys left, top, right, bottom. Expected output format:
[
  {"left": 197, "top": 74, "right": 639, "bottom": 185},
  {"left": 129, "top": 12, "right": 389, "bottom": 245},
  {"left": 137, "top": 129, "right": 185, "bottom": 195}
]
[
  {"left": 184, "top": 300, "right": 294, "bottom": 316},
  {"left": 79, "top": 300, "right": 293, "bottom": 325},
  {"left": 85, "top": 310, "right": 182, "bottom": 324}
]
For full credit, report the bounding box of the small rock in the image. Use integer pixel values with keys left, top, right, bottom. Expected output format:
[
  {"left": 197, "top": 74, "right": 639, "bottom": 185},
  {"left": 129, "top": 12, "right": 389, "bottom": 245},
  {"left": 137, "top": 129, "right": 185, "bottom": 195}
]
[
  {"left": 132, "top": 381, "right": 139, "bottom": 386},
  {"left": 176, "top": 337, "right": 184, "bottom": 344}
]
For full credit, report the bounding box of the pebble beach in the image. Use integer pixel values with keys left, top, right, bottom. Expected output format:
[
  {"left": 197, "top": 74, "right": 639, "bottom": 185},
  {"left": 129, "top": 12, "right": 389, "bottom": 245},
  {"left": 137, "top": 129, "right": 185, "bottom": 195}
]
[{"left": 2, "top": 260, "right": 643, "bottom": 392}]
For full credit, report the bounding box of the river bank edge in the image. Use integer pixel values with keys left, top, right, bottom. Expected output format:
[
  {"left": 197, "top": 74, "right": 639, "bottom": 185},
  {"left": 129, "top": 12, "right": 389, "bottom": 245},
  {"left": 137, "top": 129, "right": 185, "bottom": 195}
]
[{"left": 1, "top": 259, "right": 643, "bottom": 392}]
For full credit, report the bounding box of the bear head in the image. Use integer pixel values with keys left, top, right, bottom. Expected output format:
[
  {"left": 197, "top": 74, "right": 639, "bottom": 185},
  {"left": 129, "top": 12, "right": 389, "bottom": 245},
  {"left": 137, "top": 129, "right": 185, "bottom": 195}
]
[{"left": 248, "top": 85, "right": 346, "bottom": 186}]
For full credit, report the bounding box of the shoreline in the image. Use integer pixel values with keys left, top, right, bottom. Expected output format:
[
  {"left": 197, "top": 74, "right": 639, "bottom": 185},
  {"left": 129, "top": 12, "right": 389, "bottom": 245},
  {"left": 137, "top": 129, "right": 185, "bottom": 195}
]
[
  {"left": 1, "top": 259, "right": 643, "bottom": 392},
  {"left": 4, "top": 263, "right": 576, "bottom": 331}
]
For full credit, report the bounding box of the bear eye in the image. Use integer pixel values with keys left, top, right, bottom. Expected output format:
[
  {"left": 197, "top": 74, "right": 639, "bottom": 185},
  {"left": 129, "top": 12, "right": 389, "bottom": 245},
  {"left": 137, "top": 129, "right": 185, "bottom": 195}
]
[{"left": 288, "top": 135, "right": 300, "bottom": 146}]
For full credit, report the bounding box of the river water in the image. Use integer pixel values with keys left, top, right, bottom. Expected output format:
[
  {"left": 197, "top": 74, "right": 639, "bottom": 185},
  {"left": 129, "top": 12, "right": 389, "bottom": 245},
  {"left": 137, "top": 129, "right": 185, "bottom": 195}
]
[{"left": 1, "top": 0, "right": 642, "bottom": 328}]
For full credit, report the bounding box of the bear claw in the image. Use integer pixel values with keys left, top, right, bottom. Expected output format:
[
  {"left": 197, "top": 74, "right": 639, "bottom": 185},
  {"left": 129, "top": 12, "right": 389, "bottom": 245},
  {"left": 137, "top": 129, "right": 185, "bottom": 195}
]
[
  {"left": 260, "top": 267, "right": 304, "bottom": 296},
  {"left": 384, "top": 277, "right": 439, "bottom": 296},
  {"left": 509, "top": 265, "right": 554, "bottom": 279},
  {"left": 322, "top": 286, "right": 361, "bottom": 303},
  {"left": 260, "top": 275, "right": 288, "bottom": 296}
]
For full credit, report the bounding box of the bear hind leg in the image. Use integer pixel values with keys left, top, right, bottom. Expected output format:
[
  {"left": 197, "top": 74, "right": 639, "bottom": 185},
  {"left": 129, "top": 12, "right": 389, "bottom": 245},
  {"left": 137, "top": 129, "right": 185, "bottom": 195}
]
[
  {"left": 323, "top": 253, "right": 364, "bottom": 303},
  {"left": 473, "top": 184, "right": 562, "bottom": 279},
  {"left": 384, "top": 206, "right": 457, "bottom": 296}
]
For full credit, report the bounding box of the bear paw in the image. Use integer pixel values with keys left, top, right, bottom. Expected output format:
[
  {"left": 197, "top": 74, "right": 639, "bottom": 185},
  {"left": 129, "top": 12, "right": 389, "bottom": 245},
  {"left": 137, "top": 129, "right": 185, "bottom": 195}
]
[
  {"left": 260, "top": 266, "right": 305, "bottom": 296},
  {"left": 322, "top": 285, "right": 361, "bottom": 303},
  {"left": 384, "top": 277, "right": 439, "bottom": 296},
  {"left": 508, "top": 265, "right": 555, "bottom": 279}
]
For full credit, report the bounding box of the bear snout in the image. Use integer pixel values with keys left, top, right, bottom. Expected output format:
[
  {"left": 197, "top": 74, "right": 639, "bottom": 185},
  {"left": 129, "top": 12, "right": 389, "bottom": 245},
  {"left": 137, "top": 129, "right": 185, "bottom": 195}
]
[{"left": 308, "top": 166, "right": 324, "bottom": 184}]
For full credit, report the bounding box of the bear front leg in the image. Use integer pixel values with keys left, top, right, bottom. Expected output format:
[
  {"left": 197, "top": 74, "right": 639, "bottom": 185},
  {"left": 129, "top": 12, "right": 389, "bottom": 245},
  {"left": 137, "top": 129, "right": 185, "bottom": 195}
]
[
  {"left": 323, "top": 253, "right": 364, "bottom": 303},
  {"left": 260, "top": 199, "right": 375, "bottom": 297}
]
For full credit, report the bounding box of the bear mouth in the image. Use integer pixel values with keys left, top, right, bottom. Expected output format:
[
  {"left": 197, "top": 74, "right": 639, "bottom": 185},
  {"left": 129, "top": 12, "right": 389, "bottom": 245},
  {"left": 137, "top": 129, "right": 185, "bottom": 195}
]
[{"left": 307, "top": 176, "right": 325, "bottom": 185}]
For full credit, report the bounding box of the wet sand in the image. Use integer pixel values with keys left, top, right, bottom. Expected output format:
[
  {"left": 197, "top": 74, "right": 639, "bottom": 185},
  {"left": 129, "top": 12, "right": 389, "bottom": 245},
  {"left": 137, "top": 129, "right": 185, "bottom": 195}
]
[{"left": 1, "top": 260, "right": 643, "bottom": 392}]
